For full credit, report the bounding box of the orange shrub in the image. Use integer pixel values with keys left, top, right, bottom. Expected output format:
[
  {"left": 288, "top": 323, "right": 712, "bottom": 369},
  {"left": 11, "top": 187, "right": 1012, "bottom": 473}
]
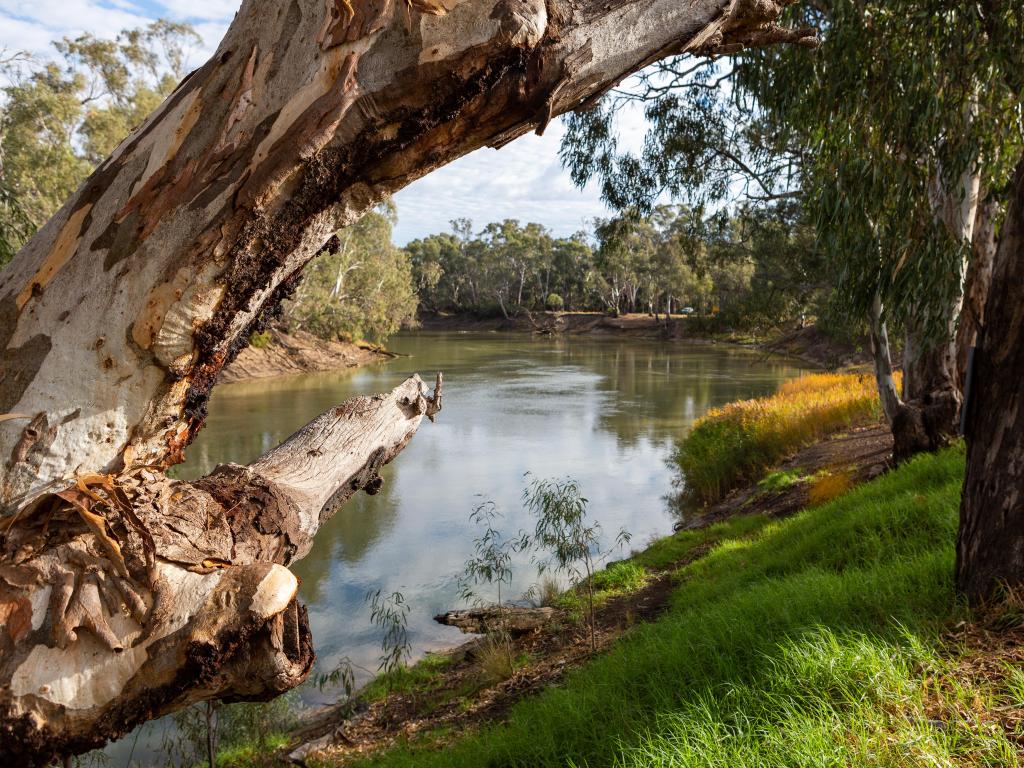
[{"left": 675, "top": 372, "right": 895, "bottom": 505}]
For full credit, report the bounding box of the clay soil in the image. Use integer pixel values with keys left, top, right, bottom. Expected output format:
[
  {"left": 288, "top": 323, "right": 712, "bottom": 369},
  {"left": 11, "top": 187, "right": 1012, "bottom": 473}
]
[{"left": 219, "top": 328, "right": 388, "bottom": 383}]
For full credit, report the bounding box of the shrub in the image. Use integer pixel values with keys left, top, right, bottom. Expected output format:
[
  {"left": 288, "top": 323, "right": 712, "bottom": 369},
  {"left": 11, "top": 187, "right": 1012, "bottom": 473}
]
[
  {"left": 477, "top": 635, "right": 517, "bottom": 684},
  {"left": 249, "top": 330, "right": 272, "bottom": 348},
  {"left": 675, "top": 372, "right": 892, "bottom": 505},
  {"left": 545, "top": 293, "right": 564, "bottom": 310},
  {"left": 535, "top": 576, "right": 562, "bottom": 607}
]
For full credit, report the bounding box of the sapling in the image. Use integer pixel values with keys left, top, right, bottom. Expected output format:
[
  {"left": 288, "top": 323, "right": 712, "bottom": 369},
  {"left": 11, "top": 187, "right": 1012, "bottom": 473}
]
[
  {"left": 367, "top": 588, "right": 412, "bottom": 688},
  {"left": 457, "top": 500, "right": 531, "bottom": 671},
  {"left": 524, "top": 475, "right": 631, "bottom": 651}
]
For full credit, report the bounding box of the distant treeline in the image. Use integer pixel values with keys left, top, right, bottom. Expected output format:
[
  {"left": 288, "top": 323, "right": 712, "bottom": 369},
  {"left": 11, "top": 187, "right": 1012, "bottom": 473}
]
[{"left": 405, "top": 202, "right": 833, "bottom": 331}]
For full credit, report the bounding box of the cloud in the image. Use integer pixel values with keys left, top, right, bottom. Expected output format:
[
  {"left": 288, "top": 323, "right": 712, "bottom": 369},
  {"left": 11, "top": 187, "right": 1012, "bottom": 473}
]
[{"left": 392, "top": 118, "right": 614, "bottom": 245}]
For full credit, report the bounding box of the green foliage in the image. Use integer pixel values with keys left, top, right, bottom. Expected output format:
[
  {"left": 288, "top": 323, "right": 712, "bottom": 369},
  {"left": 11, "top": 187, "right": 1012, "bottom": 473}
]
[
  {"left": 337, "top": 448, "right": 987, "bottom": 768},
  {"left": 457, "top": 500, "right": 530, "bottom": 668},
  {"left": 407, "top": 205, "right": 821, "bottom": 332},
  {"left": 738, "top": 1, "right": 1023, "bottom": 335},
  {"left": 0, "top": 21, "right": 200, "bottom": 261},
  {"left": 525, "top": 475, "right": 631, "bottom": 650},
  {"left": 285, "top": 206, "right": 417, "bottom": 343},
  {"left": 165, "top": 694, "right": 296, "bottom": 768},
  {"left": 362, "top": 654, "right": 453, "bottom": 703},
  {"left": 757, "top": 469, "right": 805, "bottom": 492},
  {"left": 248, "top": 330, "right": 272, "bottom": 349},
  {"left": 458, "top": 501, "right": 530, "bottom": 610},
  {"left": 589, "top": 560, "right": 648, "bottom": 596},
  {"left": 367, "top": 588, "right": 412, "bottom": 685},
  {"left": 561, "top": 4, "right": 1024, "bottom": 340},
  {"left": 408, "top": 218, "right": 589, "bottom": 317}
]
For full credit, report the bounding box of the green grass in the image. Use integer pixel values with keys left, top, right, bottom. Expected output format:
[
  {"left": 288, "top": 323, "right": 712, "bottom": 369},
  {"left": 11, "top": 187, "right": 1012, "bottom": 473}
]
[
  {"left": 632, "top": 513, "right": 772, "bottom": 571},
  {"left": 361, "top": 653, "right": 453, "bottom": 702},
  {"left": 554, "top": 561, "right": 651, "bottom": 621},
  {"left": 321, "top": 445, "right": 1020, "bottom": 768},
  {"left": 210, "top": 734, "right": 290, "bottom": 767},
  {"left": 757, "top": 468, "right": 806, "bottom": 492}
]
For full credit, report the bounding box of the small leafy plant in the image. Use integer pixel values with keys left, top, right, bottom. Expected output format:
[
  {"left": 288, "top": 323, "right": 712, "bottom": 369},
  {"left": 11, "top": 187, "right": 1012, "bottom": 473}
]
[
  {"left": 457, "top": 500, "right": 530, "bottom": 672},
  {"left": 367, "top": 589, "right": 411, "bottom": 686},
  {"left": 524, "top": 475, "right": 630, "bottom": 651}
]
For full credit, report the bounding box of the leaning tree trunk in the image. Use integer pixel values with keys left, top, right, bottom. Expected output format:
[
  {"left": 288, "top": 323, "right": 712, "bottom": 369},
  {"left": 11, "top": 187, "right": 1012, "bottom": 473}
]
[
  {"left": 868, "top": 293, "right": 903, "bottom": 425},
  {"left": 0, "top": 0, "right": 811, "bottom": 762},
  {"left": 956, "top": 156, "right": 1024, "bottom": 604},
  {"left": 891, "top": 161, "right": 980, "bottom": 461}
]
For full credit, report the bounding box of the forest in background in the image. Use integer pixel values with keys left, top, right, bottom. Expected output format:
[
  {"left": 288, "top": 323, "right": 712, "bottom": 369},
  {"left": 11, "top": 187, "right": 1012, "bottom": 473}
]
[{"left": 0, "top": 23, "right": 841, "bottom": 346}]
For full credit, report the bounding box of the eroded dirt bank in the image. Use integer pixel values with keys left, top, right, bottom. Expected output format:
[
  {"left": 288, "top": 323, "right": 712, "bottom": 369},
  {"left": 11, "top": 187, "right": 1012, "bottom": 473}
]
[{"left": 219, "top": 329, "right": 390, "bottom": 383}]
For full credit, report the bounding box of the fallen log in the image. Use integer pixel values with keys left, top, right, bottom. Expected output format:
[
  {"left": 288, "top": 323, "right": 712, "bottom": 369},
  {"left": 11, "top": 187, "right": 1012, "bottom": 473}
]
[
  {"left": 0, "top": 375, "right": 440, "bottom": 765},
  {"left": 434, "top": 605, "right": 556, "bottom": 635}
]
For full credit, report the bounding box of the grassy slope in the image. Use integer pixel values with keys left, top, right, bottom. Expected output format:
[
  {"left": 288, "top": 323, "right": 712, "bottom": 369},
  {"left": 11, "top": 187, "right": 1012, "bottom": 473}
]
[{"left": 324, "top": 446, "right": 1021, "bottom": 768}]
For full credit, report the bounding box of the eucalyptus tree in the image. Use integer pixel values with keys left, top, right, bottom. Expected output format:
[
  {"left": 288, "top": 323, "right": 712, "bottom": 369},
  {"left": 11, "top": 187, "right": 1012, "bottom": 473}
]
[
  {"left": 562, "top": 0, "right": 1024, "bottom": 603},
  {"left": 955, "top": 1, "right": 1024, "bottom": 604},
  {"left": 0, "top": 0, "right": 809, "bottom": 760},
  {"left": 0, "top": 22, "right": 201, "bottom": 257},
  {"left": 562, "top": 1, "right": 1023, "bottom": 460},
  {"left": 284, "top": 205, "right": 418, "bottom": 342},
  {"left": 744, "top": 1, "right": 1022, "bottom": 459}
]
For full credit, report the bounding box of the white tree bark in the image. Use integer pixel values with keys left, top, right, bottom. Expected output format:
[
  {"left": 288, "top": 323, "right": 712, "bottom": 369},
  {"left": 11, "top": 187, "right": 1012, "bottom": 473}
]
[
  {"left": 891, "top": 160, "right": 980, "bottom": 459},
  {"left": 1, "top": 375, "right": 439, "bottom": 763},
  {"left": 0, "top": 0, "right": 809, "bottom": 760}
]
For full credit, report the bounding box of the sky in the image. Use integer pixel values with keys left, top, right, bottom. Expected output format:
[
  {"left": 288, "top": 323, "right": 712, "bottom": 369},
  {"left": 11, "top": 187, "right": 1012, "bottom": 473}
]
[{"left": 0, "top": 0, "right": 649, "bottom": 244}]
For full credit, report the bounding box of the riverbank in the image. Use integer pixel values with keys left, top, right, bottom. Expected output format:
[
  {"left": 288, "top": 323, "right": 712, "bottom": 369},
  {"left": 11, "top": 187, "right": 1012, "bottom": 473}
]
[
  {"left": 284, "top": 418, "right": 901, "bottom": 763},
  {"left": 417, "top": 312, "right": 870, "bottom": 370},
  {"left": 281, "top": 442, "right": 1024, "bottom": 768},
  {"left": 219, "top": 329, "right": 391, "bottom": 383},
  {"left": 259, "top": 370, "right": 1021, "bottom": 768}
]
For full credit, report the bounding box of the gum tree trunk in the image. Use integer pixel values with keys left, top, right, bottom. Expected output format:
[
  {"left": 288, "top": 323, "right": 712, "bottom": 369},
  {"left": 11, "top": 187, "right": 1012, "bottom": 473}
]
[
  {"left": 0, "top": 0, "right": 811, "bottom": 762},
  {"left": 891, "top": 162, "right": 980, "bottom": 461},
  {"left": 956, "top": 194, "right": 999, "bottom": 385},
  {"left": 956, "top": 157, "right": 1024, "bottom": 604}
]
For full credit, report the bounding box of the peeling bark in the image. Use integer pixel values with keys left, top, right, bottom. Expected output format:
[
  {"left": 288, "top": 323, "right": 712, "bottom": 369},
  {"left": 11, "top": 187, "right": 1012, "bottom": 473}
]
[
  {"left": 0, "top": 0, "right": 806, "bottom": 759},
  {"left": 890, "top": 162, "right": 980, "bottom": 460},
  {"left": 957, "top": 157, "right": 1024, "bottom": 605},
  {"left": 956, "top": 194, "right": 999, "bottom": 386},
  {"left": 0, "top": 376, "right": 437, "bottom": 764},
  {"left": 0, "top": 0, "right": 811, "bottom": 514}
]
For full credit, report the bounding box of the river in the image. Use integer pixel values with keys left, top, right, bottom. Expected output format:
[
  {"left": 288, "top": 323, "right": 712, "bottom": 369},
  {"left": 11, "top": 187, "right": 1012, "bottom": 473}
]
[{"left": 107, "top": 331, "right": 805, "bottom": 764}]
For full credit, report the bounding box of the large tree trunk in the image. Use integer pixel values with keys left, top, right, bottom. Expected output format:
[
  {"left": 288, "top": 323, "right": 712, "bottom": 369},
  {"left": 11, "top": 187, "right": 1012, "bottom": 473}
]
[
  {"left": 956, "top": 157, "right": 1024, "bottom": 604},
  {"left": 956, "top": 194, "right": 1000, "bottom": 386},
  {"left": 0, "top": 0, "right": 810, "bottom": 761},
  {"left": 891, "top": 162, "right": 980, "bottom": 461}
]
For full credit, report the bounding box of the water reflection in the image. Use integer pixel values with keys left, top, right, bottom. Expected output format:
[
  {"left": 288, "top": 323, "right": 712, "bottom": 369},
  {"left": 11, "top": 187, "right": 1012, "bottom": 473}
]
[
  {"left": 177, "top": 332, "right": 803, "bottom": 694},
  {"left": 108, "top": 332, "right": 804, "bottom": 765}
]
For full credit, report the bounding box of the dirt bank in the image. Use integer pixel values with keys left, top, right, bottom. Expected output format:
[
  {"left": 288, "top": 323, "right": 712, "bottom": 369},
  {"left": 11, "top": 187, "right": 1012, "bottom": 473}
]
[{"left": 219, "top": 329, "right": 389, "bottom": 384}]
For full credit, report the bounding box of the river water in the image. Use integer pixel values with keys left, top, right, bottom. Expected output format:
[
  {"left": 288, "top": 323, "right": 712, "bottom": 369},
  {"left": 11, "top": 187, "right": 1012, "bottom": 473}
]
[{"left": 107, "top": 331, "right": 804, "bottom": 764}]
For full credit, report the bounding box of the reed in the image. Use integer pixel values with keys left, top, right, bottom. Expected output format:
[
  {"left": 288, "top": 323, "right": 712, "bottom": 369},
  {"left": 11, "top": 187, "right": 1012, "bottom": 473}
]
[{"left": 674, "top": 372, "right": 890, "bottom": 505}]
